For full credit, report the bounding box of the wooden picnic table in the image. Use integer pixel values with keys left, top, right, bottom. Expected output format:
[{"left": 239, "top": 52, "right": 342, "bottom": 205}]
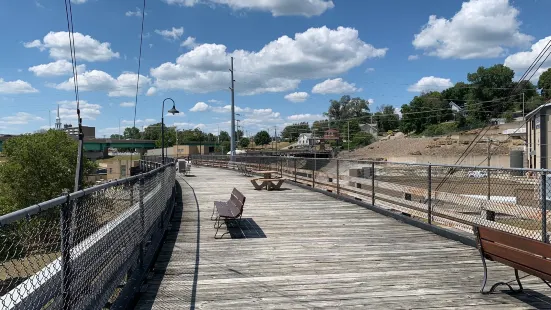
[
  {"left": 251, "top": 170, "right": 279, "bottom": 179},
  {"left": 250, "top": 170, "right": 284, "bottom": 191}
]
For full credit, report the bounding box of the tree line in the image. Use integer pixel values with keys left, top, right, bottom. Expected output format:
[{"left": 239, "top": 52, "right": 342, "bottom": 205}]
[{"left": 280, "top": 65, "right": 551, "bottom": 145}]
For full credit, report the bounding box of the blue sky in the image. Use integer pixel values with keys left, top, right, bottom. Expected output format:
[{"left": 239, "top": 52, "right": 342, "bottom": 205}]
[{"left": 1, "top": 0, "right": 550, "bottom": 137}]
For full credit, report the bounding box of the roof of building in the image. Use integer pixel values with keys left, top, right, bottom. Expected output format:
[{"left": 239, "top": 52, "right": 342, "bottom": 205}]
[
  {"left": 299, "top": 133, "right": 313, "bottom": 138},
  {"left": 525, "top": 102, "right": 551, "bottom": 120}
]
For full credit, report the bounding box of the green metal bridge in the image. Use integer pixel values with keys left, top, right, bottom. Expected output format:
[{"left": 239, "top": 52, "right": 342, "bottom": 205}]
[{"left": 0, "top": 137, "right": 156, "bottom": 152}]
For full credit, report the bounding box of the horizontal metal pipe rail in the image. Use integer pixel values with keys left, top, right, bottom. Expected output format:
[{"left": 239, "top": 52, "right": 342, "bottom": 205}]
[{"left": 194, "top": 155, "right": 550, "bottom": 243}]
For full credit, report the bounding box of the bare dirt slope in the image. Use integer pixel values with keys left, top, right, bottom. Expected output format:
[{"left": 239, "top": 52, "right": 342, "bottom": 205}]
[{"left": 341, "top": 136, "right": 513, "bottom": 160}]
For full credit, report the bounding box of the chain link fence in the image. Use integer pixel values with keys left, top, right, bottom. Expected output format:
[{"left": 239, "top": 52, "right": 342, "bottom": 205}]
[
  {"left": 195, "top": 155, "right": 549, "bottom": 243},
  {"left": 0, "top": 158, "right": 176, "bottom": 310}
]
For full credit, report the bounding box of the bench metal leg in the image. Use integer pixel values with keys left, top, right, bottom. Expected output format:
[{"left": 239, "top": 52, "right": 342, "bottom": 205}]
[
  {"left": 480, "top": 249, "right": 524, "bottom": 294},
  {"left": 214, "top": 217, "right": 241, "bottom": 239},
  {"left": 210, "top": 204, "right": 217, "bottom": 220}
]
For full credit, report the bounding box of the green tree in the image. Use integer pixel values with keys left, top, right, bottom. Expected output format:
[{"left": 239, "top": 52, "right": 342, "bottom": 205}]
[
  {"left": 254, "top": 130, "right": 271, "bottom": 146},
  {"left": 219, "top": 131, "right": 230, "bottom": 142},
  {"left": 374, "top": 105, "right": 400, "bottom": 132},
  {"left": 441, "top": 82, "right": 471, "bottom": 107},
  {"left": 325, "top": 95, "right": 370, "bottom": 121},
  {"left": 466, "top": 64, "right": 515, "bottom": 120},
  {"left": 239, "top": 137, "right": 250, "bottom": 148},
  {"left": 399, "top": 92, "right": 453, "bottom": 134},
  {"left": 236, "top": 129, "right": 244, "bottom": 140},
  {"left": 123, "top": 127, "right": 141, "bottom": 139},
  {"left": 351, "top": 132, "right": 375, "bottom": 149},
  {"left": 143, "top": 123, "right": 163, "bottom": 141},
  {"left": 0, "top": 130, "right": 96, "bottom": 215},
  {"left": 281, "top": 122, "right": 310, "bottom": 141},
  {"left": 110, "top": 134, "right": 124, "bottom": 139},
  {"left": 538, "top": 68, "right": 551, "bottom": 100}
]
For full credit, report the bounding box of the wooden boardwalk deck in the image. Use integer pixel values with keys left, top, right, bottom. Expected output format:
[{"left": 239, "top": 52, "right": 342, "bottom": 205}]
[{"left": 134, "top": 166, "right": 551, "bottom": 309}]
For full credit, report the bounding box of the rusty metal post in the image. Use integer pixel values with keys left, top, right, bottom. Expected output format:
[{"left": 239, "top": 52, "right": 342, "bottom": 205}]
[
  {"left": 336, "top": 159, "right": 340, "bottom": 196},
  {"left": 371, "top": 162, "right": 375, "bottom": 206},
  {"left": 294, "top": 158, "right": 297, "bottom": 182},
  {"left": 542, "top": 172, "right": 548, "bottom": 243},
  {"left": 428, "top": 164, "right": 432, "bottom": 225}
]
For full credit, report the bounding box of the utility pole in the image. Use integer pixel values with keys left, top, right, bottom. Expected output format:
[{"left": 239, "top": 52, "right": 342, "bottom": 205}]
[
  {"left": 522, "top": 92, "right": 525, "bottom": 120},
  {"left": 229, "top": 57, "right": 236, "bottom": 161},
  {"left": 347, "top": 121, "right": 350, "bottom": 152},
  {"left": 274, "top": 126, "right": 278, "bottom": 152}
]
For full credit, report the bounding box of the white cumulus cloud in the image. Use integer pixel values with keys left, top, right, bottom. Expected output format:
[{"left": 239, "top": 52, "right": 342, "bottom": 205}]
[
  {"left": 287, "top": 114, "right": 325, "bottom": 122},
  {"left": 24, "top": 31, "right": 120, "bottom": 62},
  {"left": 284, "top": 92, "right": 309, "bottom": 102},
  {"left": 126, "top": 7, "right": 146, "bottom": 17},
  {"left": 54, "top": 70, "right": 151, "bottom": 97},
  {"left": 181, "top": 36, "right": 198, "bottom": 49},
  {"left": 28, "top": 60, "right": 86, "bottom": 77},
  {"left": 163, "top": 0, "right": 334, "bottom": 17},
  {"left": 146, "top": 87, "right": 157, "bottom": 96},
  {"left": 413, "top": 0, "right": 533, "bottom": 59},
  {"left": 408, "top": 55, "right": 420, "bottom": 61},
  {"left": 155, "top": 27, "right": 184, "bottom": 40},
  {"left": 0, "top": 78, "right": 39, "bottom": 94},
  {"left": 504, "top": 36, "right": 551, "bottom": 82},
  {"left": 151, "top": 26, "right": 386, "bottom": 95},
  {"left": 408, "top": 76, "right": 453, "bottom": 92},
  {"left": 120, "top": 102, "right": 135, "bottom": 107},
  {"left": 312, "top": 78, "right": 361, "bottom": 94},
  {"left": 0, "top": 112, "right": 44, "bottom": 125},
  {"left": 190, "top": 101, "right": 209, "bottom": 112},
  {"left": 57, "top": 100, "right": 102, "bottom": 120}
]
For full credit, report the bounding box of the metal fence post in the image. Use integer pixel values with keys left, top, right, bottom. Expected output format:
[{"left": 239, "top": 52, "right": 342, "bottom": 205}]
[
  {"left": 139, "top": 177, "right": 145, "bottom": 267},
  {"left": 427, "top": 164, "right": 432, "bottom": 225},
  {"left": 371, "top": 162, "right": 375, "bottom": 206},
  {"left": 312, "top": 158, "right": 315, "bottom": 188},
  {"left": 542, "top": 172, "right": 548, "bottom": 243},
  {"left": 336, "top": 159, "right": 340, "bottom": 196},
  {"left": 60, "top": 190, "right": 73, "bottom": 310},
  {"left": 294, "top": 158, "right": 297, "bottom": 182}
]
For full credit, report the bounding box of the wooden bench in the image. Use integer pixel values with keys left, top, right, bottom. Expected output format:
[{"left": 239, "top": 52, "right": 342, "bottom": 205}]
[
  {"left": 251, "top": 178, "right": 284, "bottom": 191},
  {"left": 475, "top": 226, "right": 551, "bottom": 294},
  {"left": 211, "top": 188, "right": 246, "bottom": 238}
]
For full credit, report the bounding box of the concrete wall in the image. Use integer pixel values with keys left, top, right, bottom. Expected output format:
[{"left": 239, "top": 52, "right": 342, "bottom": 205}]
[
  {"left": 106, "top": 159, "right": 139, "bottom": 180},
  {"left": 146, "top": 145, "right": 216, "bottom": 158}
]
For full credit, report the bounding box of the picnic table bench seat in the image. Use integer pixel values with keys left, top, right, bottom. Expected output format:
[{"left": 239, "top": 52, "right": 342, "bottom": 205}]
[{"left": 475, "top": 226, "right": 551, "bottom": 294}]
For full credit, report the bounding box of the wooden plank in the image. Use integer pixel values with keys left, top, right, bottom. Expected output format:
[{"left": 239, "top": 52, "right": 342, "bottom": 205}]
[
  {"left": 481, "top": 240, "right": 551, "bottom": 276},
  {"left": 133, "top": 165, "right": 550, "bottom": 309},
  {"left": 479, "top": 226, "right": 551, "bottom": 258}
]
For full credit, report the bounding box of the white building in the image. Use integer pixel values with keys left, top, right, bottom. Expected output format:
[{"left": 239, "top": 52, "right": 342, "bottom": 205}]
[{"left": 297, "top": 133, "right": 313, "bottom": 147}]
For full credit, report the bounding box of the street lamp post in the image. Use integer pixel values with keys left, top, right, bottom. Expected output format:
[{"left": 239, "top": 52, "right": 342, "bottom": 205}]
[{"left": 162, "top": 98, "right": 179, "bottom": 164}]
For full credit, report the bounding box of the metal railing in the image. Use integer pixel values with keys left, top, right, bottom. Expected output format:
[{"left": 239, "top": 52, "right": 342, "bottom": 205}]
[
  {"left": 0, "top": 157, "right": 176, "bottom": 310},
  {"left": 194, "top": 155, "right": 550, "bottom": 243}
]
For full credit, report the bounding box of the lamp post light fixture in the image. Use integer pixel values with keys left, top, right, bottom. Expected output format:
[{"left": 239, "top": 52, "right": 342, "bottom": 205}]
[{"left": 162, "top": 98, "right": 179, "bottom": 164}]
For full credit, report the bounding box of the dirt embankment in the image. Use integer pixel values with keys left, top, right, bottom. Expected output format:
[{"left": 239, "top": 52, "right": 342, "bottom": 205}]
[{"left": 340, "top": 136, "right": 515, "bottom": 161}]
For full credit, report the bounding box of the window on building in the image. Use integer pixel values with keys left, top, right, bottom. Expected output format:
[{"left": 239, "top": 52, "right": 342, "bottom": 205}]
[{"left": 121, "top": 165, "right": 126, "bottom": 177}]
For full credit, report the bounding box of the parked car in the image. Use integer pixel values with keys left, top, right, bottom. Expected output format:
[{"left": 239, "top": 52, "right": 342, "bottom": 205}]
[{"left": 467, "top": 170, "right": 488, "bottom": 178}]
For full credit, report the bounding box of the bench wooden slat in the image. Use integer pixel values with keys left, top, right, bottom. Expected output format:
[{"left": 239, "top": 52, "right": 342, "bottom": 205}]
[
  {"left": 479, "top": 226, "right": 551, "bottom": 257},
  {"left": 485, "top": 253, "right": 551, "bottom": 282},
  {"left": 232, "top": 188, "right": 246, "bottom": 205},
  {"left": 480, "top": 239, "right": 551, "bottom": 277}
]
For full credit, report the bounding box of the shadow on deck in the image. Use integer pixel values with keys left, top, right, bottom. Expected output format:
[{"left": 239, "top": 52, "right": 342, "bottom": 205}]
[{"left": 133, "top": 167, "right": 551, "bottom": 309}]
